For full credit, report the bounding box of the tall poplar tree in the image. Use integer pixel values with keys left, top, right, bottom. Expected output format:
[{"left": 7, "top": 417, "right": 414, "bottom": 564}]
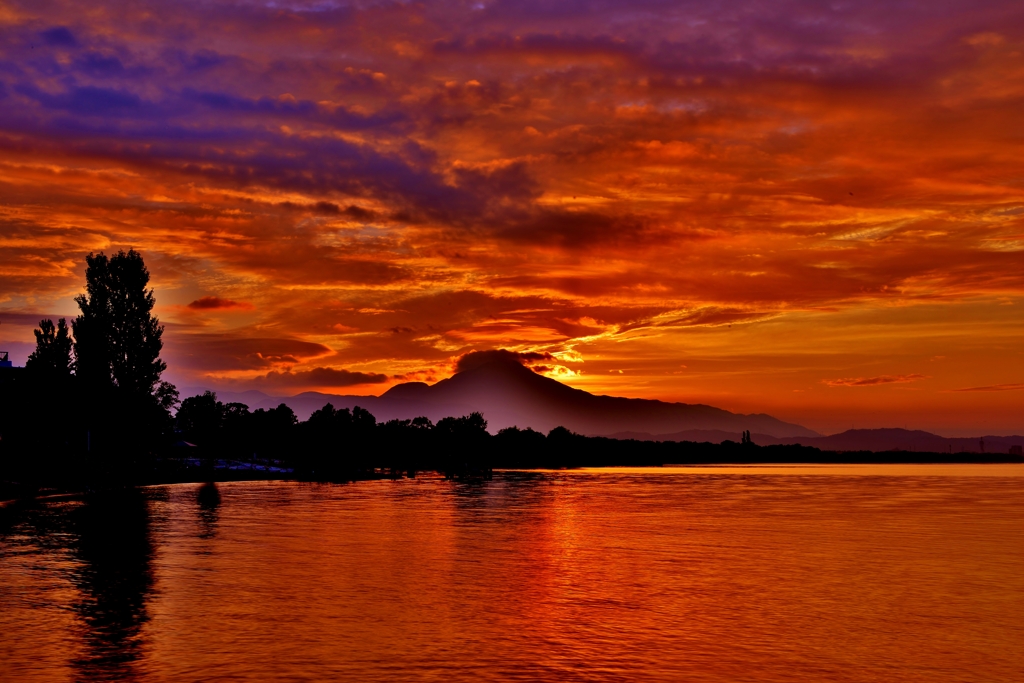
[{"left": 73, "top": 249, "right": 177, "bottom": 410}]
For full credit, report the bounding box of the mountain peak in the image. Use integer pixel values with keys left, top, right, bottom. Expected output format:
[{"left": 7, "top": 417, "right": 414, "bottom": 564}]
[
  {"left": 225, "top": 351, "right": 817, "bottom": 438},
  {"left": 376, "top": 353, "right": 816, "bottom": 437},
  {"left": 381, "top": 381, "right": 431, "bottom": 400}
]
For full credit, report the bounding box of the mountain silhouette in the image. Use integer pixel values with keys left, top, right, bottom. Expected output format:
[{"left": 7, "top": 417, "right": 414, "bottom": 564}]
[
  {"left": 196, "top": 352, "right": 818, "bottom": 438},
  {"left": 612, "top": 427, "right": 1024, "bottom": 454},
  {"left": 774, "top": 428, "right": 1024, "bottom": 453}
]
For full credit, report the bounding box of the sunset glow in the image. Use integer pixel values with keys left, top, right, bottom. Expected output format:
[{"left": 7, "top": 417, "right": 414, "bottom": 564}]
[{"left": 1, "top": 0, "right": 1022, "bottom": 435}]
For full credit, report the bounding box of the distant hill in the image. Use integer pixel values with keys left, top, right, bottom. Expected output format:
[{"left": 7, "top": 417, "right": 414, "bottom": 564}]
[
  {"left": 612, "top": 427, "right": 1024, "bottom": 454},
  {"left": 186, "top": 353, "right": 817, "bottom": 438},
  {"left": 606, "top": 429, "right": 784, "bottom": 444}
]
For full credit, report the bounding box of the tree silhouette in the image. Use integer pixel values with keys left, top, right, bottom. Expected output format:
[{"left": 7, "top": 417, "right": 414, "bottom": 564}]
[
  {"left": 73, "top": 250, "right": 169, "bottom": 401},
  {"left": 222, "top": 402, "right": 251, "bottom": 430},
  {"left": 435, "top": 412, "right": 490, "bottom": 477},
  {"left": 26, "top": 318, "right": 74, "bottom": 378},
  {"left": 71, "top": 249, "right": 176, "bottom": 462},
  {"left": 435, "top": 412, "right": 488, "bottom": 438},
  {"left": 72, "top": 253, "right": 113, "bottom": 391},
  {"left": 249, "top": 403, "right": 297, "bottom": 459},
  {"left": 176, "top": 391, "right": 225, "bottom": 445},
  {"left": 351, "top": 406, "right": 376, "bottom": 433},
  {"left": 264, "top": 403, "right": 298, "bottom": 430}
]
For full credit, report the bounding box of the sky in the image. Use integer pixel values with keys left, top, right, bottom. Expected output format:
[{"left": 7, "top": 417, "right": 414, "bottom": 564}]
[{"left": 0, "top": 0, "right": 1022, "bottom": 436}]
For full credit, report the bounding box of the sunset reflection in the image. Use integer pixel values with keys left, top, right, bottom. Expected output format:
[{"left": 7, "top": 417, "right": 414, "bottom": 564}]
[{"left": 2, "top": 475, "right": 1024, "bottom": 681}]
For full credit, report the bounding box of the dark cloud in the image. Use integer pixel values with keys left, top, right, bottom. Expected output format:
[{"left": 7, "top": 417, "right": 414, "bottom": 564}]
[
  {"left": 187, "top": 296, "right": 252, "bottom": 310},
  {"left": 824, "top": 374, "right": 928, "bottom": 387},
  {"left": 443, "top": 32, "right": 638, "bottom": 59},
  {"left": 251, "top": 367, "right": 388, "bottom": 389},
  {"left": 14, "top": 83, "right": 145, "bottom": 116},
  {"left": 73, "top": 52, "right": 129, "bottom": 77},
  {"left": 0, "top": 311, "right": 76, "bottom": 327},
  {"left": 283, "top": 201, "right": 377, "bottom": 220},
  {"left": 455, "top": 349, "right": 555, "bottom": 373},
  {"left": 178, "top": 49, "right": 229, "bottom": 71},
  {"left": 950, "top": 383, "right": 1024, "bottom": 392},
  {"left": 39, "top": 27, "right": 77, "bottom": 47},
  {"left": 493, "top": 209, "right": 654, "bottom": 248},
  {"left": 181, "top": 88, "right": 405, "bottom": 129},
  {"left": 164, "top": 335, "right": 332, "bottom": 372}
]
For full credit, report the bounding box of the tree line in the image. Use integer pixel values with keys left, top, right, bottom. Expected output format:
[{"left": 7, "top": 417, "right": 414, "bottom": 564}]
[
  {"left": 176, "top": 392, "right": 494, "bottom": 478},
  {"left": 172, "top": 389, "right": 679, "bottom": 478}
]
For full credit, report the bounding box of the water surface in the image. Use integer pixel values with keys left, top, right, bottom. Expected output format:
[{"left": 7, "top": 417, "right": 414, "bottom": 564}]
[{"left": 2, "top": 465, "right": 1023, "bottom": 682}]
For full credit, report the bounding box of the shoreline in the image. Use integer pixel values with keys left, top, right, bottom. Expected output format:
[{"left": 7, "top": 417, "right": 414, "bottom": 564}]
[{"left": 4, "top": 457, "right": 1021, "bottom": 506}]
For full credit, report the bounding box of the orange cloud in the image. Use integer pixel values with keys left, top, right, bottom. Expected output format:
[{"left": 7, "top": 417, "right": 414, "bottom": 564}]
[{"left": 0, "top": 1, "right": 1022, "bottom": 435}]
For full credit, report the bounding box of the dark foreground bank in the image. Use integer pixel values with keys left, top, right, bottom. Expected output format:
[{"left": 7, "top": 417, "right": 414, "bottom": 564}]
[
  {"left": 3, "top": 373, "right": 1020, "bottom": 499},
  {"left": 3, "top": 431, "right": 1020, "bottom": 503}
]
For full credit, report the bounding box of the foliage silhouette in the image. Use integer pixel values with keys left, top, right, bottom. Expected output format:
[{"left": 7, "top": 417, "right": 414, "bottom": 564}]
[
  {"left": 176, "top": 391, "right": 224, "bottom": 444},
  {"left": 434, "top": 412, "right": 491, "bottom": 477},
  {"left": 26, "top": 318, "right": 74, "bottom": 378},
  {"left": 74, "top": 250, "right": 168, "bottom": 399},
  {"left": 69, "top": 249, "right": 176, "bottom": 466}
]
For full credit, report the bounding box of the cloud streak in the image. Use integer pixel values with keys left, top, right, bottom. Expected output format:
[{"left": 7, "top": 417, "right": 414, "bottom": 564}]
[
  {"left": 950, "top": 383, "right": 1024, "bottom": 392},
  {"left": 187, "top": 297, "right": 252, "bottom": 310},
  {"left": 824, "top": 375, "right": 929, "bottom": 387}
]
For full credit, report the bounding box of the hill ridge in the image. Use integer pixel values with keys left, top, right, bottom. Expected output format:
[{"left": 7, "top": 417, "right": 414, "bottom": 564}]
[{"left": 195, "top": 356, "right": 817, "bottom": 438}]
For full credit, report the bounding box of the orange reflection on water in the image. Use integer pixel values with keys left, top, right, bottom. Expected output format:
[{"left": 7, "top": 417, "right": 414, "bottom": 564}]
[{"left": 2, "top": 469, "right": 1023, "bottom": 682}]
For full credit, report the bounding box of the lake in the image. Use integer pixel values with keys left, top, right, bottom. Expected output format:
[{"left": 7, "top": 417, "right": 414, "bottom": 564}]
[{"left": 2, "top": 465, "right": 1023, "bottom": 682}]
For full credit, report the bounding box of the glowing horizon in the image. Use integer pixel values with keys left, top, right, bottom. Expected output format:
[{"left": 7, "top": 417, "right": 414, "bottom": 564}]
[{"left": 1, "top": 0, "right": 1022, "bottom": 436}]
